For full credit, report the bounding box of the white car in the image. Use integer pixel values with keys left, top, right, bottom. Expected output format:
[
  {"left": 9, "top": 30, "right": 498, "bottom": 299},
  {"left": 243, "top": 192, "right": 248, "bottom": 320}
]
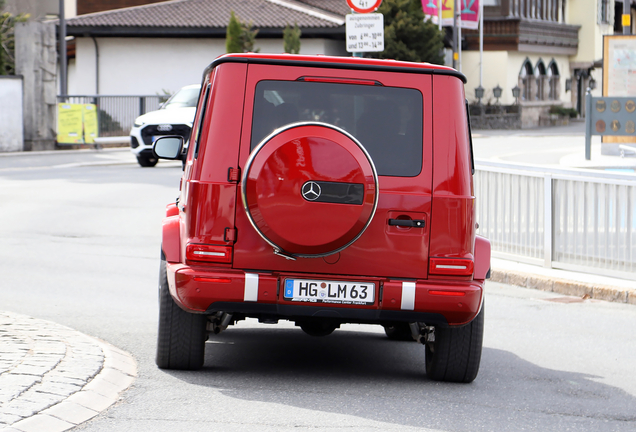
[{"left": 130, "top": 84, "right": 200, "bottom": 167}]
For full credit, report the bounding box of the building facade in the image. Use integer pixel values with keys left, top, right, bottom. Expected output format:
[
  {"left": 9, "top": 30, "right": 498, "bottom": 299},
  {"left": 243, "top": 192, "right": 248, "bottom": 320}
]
[{"left": 462, "top": 0, "right": 636, "bottom": 123}]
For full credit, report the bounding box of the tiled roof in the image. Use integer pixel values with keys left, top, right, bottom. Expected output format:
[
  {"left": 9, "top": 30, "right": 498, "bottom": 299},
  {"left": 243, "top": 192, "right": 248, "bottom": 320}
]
[
  {"left": 297, "top": 0, "right": 351, "bottom": 15},
  {"left": 65, "top": 0, "right": 345, "bottom": 30}
]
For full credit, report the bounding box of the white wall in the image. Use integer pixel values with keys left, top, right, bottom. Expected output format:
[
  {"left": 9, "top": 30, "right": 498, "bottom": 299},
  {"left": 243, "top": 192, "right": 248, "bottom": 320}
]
[
  {"left": 70, "top": 36, "right": 348, "bottom": 96},
  {"left": 64, "top": 0, "right": 76, "bottom": 18},
  {"left": 0, "top": 77, "right": 24, "bottom": 152},
  {"left": 462, "top": 51, "right": 510, "bottom": 104},
  {"left": 568, "top": 0, "right": 612, "bottom": 64}
]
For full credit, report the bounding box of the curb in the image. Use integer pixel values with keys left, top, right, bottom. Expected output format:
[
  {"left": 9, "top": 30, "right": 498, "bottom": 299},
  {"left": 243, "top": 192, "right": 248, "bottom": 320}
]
[
  {"left": 490, "top": 268, "right": 636, "bottom": 305},
  {"left": 0, "top": 313, "right": 137, "bottom": 432}
]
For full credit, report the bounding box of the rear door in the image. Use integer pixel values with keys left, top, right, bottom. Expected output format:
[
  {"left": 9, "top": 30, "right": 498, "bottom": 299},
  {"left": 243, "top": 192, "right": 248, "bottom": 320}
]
[{"left": 233, "top": 63, "right": 433, "bottom": 280}]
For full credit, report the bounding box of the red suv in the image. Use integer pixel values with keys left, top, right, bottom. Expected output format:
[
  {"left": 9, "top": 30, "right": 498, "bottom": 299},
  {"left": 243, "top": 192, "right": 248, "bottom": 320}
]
[{"left": 153, "top": 54, "right": 490, "bottom": 383}]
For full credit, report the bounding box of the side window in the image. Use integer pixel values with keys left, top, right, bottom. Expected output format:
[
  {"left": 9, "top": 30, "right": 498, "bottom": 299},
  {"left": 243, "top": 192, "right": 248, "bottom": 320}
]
[
  {"left": 465, "top": 100, "right": 475, "bottom": 175},
  {"left": 189, "top": 83, "right": 211, "bottom": 160},
  {"left": 251, "top": 80, "right": 423, "bottom": 177}
]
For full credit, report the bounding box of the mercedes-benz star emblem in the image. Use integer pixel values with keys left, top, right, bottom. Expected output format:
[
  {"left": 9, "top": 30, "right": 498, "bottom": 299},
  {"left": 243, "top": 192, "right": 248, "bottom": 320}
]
[{"left": 301, "top": 181, "right": 321, "bottom": 201}]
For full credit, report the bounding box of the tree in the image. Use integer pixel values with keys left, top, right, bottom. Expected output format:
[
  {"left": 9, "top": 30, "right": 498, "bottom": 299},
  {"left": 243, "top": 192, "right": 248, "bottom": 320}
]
[
  {"left": 240, "top": 19, "right": 259, "bottom": 53},
  {"left": 0, "top": 9, "right": 29, "bottom": 75},
  {"left": 366, "top": 0, "right": 444, "bottom": 64},
  {"left": 226, "top": 11, "right": 261, "bottom": 53},
  {"left": 283, "top": 22, "right": 301, "bottom": 54},
  {"left": 225, "top": 11, "right": 242, "bottom": 53}
]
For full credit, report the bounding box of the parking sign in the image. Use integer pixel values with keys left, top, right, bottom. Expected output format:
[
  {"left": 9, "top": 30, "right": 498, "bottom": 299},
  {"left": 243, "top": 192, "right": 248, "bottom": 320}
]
[{"left": 346, "top": 13, "right": 384, "bottom": 52}]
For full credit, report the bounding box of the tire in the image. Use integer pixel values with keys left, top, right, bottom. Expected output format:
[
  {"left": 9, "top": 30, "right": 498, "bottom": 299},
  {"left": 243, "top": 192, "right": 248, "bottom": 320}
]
[
  {"left": 299, "top": 320, "right": 338, "bottom": 337},
  {"left": 137, "top": 154, "right": 158, "bottom": 167},
  {"left": 383, "top": 323, "right": 414, "bottom": 341},
  {"left": 425, "top": 303, "right": 484, "bottom": 383},
  {"left": 156, "top": 256, "right": 207, "bottom": 370}
]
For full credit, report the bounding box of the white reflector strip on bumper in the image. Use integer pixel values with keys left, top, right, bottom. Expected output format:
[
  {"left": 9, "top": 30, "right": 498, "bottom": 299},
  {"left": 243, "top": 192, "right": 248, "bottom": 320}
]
[
  {"left": 244, "top": 273, "right": 258, "bottom": 302},
  {"left": 401, "top": 281, "right": 415, "bottom": 310}
]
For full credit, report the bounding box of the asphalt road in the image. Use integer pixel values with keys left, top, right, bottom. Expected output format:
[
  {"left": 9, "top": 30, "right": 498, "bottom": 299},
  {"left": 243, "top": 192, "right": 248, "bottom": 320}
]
[
  {"left": 1, "top": 149, "right": 635, "bottom": 432},
  {"left": 472, "top": 121, "right": 587, "bottom": 166}
]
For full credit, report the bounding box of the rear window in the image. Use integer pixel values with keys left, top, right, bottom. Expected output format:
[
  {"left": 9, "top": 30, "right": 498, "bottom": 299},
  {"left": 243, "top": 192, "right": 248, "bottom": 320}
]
[{"left": 251, "top": 80, "right": 423, "bottom": 177}]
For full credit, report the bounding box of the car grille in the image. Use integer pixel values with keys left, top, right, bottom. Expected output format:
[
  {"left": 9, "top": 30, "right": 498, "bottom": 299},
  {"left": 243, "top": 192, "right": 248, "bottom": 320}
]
[{"left": 141, "top": 124, "right": 192, "bottom": 146}]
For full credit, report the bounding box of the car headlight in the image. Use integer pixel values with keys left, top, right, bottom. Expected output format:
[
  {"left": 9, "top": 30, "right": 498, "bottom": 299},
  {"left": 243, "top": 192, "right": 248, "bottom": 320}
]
[{"left": 133, "top": 118, "right": 145, "bottom": 127}]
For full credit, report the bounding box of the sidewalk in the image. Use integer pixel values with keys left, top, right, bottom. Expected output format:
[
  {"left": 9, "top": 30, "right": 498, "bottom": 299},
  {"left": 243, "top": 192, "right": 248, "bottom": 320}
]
[
  {"left": 0, "top": 312, "right": 136, "bottom": 432},
  {"left": 490, "top": 258, "right": 636, "bottom": 305}
]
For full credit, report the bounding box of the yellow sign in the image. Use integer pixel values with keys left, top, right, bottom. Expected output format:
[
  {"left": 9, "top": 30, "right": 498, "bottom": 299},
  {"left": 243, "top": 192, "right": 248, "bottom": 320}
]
[
  {"left": 57, "top": 104, "right": 85, "bottom": 144},
  {"left": 623, "top": 14, "right": 631, "bottom": 27},
  {"left": 57, "top": 103, "right": 100, "bottom": 144},
  {"left": 83, "top": 104, "right": 98, "bottom": 144}
]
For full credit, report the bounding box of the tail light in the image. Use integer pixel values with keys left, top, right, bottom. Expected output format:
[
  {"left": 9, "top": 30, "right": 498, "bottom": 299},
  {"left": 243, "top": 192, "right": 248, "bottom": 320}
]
[
  {"left": 429, "top": 257, "right": 474, "bottom": 276},
  {"left": 186, "top": 244, "right": 232, "bottom": 264},
  {"left": 429, "top": 290, "right": 466, "bottom": 296}
]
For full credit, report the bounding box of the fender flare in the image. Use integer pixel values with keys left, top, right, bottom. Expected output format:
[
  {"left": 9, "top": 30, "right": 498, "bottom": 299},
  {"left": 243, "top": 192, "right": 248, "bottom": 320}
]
[
  {"left": 474, "top": 235, "right": 491, "bottom": 280},
  {"left": 162, "top": 215, "right": 181, "bottom": 263},
  {"left": 165, "top": 202, "right": 179, "bottom": 217}
]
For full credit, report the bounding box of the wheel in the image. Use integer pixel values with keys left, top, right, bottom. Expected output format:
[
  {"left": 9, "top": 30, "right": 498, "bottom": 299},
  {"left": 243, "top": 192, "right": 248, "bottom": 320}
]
[
  {"left": 425, "top": 303, "right": 484, "bottom": 383},
  {"left": 156, "top": 256, "right": 207, "bottom": 370},
  {"left": 299, "top": 320, "right": 338, "bottom": 337},
  {"left": 137, "top": 154, "right": 158, "bottom": 167},
  {"left": 383, "top": 323, "right": 414, "bottom": 341}
]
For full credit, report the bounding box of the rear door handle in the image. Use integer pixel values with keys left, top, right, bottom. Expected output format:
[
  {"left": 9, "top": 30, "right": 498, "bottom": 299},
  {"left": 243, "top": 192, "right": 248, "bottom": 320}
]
[{"left": 388, "top": 219, "right": 426, "bottom": 228}]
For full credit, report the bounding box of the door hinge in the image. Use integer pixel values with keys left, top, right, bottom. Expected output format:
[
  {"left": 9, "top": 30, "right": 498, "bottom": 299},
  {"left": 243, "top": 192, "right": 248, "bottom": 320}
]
[
  {"left": 224, "top": 227, "right": 237, "bottom": 243},
  {"left": 228, "top": 167, "right": 241, "bottom": 183}
]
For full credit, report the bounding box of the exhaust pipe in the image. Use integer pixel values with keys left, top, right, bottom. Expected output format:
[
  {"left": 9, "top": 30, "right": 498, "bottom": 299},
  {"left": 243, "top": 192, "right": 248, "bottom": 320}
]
[{"left": 207, "top": 312, "right": 233, "bottom": 335}]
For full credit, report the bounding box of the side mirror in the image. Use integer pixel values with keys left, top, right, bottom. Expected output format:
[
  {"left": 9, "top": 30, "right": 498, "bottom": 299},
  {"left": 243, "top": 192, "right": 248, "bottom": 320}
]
[{"left": 153, "top": 136, "right": 184, "bottom": 160}]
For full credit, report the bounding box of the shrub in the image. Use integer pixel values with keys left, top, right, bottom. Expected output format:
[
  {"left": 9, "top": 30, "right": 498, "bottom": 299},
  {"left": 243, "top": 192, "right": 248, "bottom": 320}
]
[{"left": 549, "top": 105, "right": 578, "bottom": 118}]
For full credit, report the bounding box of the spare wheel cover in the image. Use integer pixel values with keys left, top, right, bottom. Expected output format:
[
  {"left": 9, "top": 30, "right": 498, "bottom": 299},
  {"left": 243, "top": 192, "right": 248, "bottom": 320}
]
[{"left": 241, "top": 122, "right": 378, "bottom": 258}]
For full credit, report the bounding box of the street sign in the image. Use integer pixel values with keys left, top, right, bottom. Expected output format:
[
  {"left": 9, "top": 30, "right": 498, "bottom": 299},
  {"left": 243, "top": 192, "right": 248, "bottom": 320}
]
[
  {"left": 346, "top": 13, "right": 384, "bottom": 52},
  {"left": 585, "top": 93, "right": 636, "bottom": 159},
  {"left": 346, "top": 0, "right": 383, "bottom": 14}
]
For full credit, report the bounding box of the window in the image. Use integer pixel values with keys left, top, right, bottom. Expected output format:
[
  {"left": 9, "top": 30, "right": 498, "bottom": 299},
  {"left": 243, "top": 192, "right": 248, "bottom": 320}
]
[
  {"left": 162, "top": 87, "right": 200, "bottom": 109},
  {"left": 599, "top": 0, "right": 613, "bottom": 24},
  {"left": 534, "top": 60, "right": 547, "bottom": 101},
  {"left": 519, "top": 59, "right": 534, "bottom": 102},
  {"left": 191, "top": 84, "right": 211, "bottom": 159},
  {"left": 251, "top": 80, "right": 423, "bottom": 177},
  {"left": 547, "top": 61, "right": 560, "bottom": 100}
]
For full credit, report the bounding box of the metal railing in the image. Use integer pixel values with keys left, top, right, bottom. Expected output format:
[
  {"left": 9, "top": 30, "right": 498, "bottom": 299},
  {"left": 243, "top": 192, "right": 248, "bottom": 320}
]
[
  {"left": 475, "top": 160, "right": 636, "bottom": 280},
  {"left": 57, "top": 95, "right": 165, "bottom": 137}
]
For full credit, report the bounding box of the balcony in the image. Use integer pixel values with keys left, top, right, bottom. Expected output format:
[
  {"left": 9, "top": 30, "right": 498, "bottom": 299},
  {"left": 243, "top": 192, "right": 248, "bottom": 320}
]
[{"left": 463, "top": 0, "right": 579, "bottom": 55}]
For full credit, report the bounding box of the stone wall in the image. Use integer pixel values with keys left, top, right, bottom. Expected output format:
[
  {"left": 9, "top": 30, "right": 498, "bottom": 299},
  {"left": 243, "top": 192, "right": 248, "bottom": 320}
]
[
  {"left": 469, "top": 102, "right": 569, "bottom": 130},
  {"left": 469, "top": 105, "right": 522, "bottom": 130},
  {"left": 15, "top": 21, "right": 57, "bottom": 151}
]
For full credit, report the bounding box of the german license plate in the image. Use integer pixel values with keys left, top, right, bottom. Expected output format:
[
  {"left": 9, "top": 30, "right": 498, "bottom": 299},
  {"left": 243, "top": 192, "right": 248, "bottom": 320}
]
[{"left": 283, "top": 279, "right": 375, "bottom": 305}]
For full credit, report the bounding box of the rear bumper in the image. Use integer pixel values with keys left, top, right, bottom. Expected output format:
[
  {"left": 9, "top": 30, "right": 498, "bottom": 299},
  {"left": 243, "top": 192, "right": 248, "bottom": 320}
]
[
  {"left": 207, "top": 301, "right": 450, "bottom": 327},
  {"left": 166, "top": 263, "right": 484, "bottom": 327}
]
